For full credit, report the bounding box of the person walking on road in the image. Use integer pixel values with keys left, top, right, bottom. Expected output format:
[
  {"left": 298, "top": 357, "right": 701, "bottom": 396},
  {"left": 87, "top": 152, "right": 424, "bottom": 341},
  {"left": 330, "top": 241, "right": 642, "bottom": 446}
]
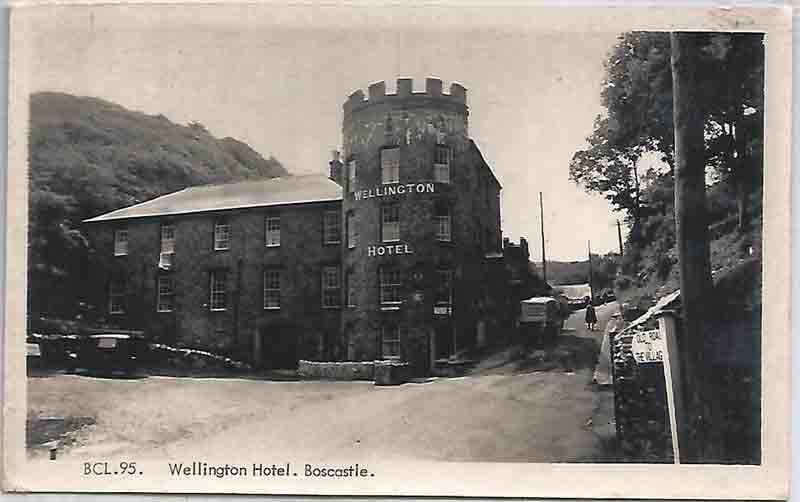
[{"left": 585, "top": 303, "right": 598, "bottom": 331}]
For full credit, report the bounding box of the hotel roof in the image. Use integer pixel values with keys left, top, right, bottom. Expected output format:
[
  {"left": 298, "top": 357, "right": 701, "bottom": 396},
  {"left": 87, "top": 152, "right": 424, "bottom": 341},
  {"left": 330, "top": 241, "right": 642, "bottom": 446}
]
[{"left": 84, "top": 174, "right": 343, "bottom": 223}]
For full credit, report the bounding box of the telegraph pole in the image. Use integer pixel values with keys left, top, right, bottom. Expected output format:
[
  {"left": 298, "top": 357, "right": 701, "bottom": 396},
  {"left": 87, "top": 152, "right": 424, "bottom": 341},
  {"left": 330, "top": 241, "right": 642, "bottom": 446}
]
[
  {"left": 587, "top": 240, "right": 594, "bottom": 301},
  {"left": 617, "top": 220, "right": 624, "bottom": 256},
  {"left": 539, "top": 192, "right": 547, "bottom": 284}
]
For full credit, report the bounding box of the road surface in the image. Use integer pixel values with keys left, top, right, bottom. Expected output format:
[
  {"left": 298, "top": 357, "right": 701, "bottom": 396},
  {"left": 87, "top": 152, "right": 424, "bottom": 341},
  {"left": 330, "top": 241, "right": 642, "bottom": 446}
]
[{"left": 27, "top": 303, "right": 618, "bottom": 463}]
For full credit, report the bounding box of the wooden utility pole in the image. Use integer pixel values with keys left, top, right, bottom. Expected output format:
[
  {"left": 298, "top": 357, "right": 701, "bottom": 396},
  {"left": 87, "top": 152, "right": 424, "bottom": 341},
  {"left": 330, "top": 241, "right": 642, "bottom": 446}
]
[
  {"left": 587, "top": 240, "right": 594, "bottom": 301},
  {"left": 539, "top": 192, "right": 547, "bottom": 284},
  {"left": 617, "top": 220, "right": 624, "bottom": 256},
  {"left": 671, "top": 31, "right": 718, "bottom": 461}
]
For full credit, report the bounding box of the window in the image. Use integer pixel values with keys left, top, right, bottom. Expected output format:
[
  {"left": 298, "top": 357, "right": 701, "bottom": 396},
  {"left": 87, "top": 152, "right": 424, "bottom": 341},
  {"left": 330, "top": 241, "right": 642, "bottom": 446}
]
[
  {"left": 265, "top": 216, "right": 281, "bottom": 247},
  {"left": 322, "top": 266, "right": 340, "bottom": 308},
  {"left": 381, "top": 203, "right": 400, "bottom": 242},
  {"left": 114, "top": 229, "right": 128, "bottom": 256},
  {"left": 381, "top": 323, "right": 402, "bottom": 359},
  {"left": 263, "top": 269, "right": 281, "bottom": 309},
  {"left": 214, "top": 221, "right": 230, "bottom": 250},
  {"left": 381, "top": 148, "right": 400, "bottom": 184},
  {"left": 348, "top": 159, "right": 357, "bottom": 192},
  {"left": 109, "top": 278, "right": 125, "bottom": 314},
  {"left": 346, "top": 212, "right": 357, "bottom": 249},
  {"left": 436, "top": 204, "right": 452, "bottom": 242},
  {"left": 436, "top": 269, "right": 453, "bottom": 305},
  {"left": 346, "top": 271, "right": 356, "bottom": 307},
  {"left": 157, "top": 276, "right": 175, "bottom": 312},
  {"left": 434, "top": 146, "right": 451, "bottom": 183},
  {"left": 379, "top": 267, "right": 402, "bottom": 305},
  {"left": 210, "top": 270, "right": 227, "bottom": 311},
  {"left": 323, "top": 210, "right": 341, "bottom": 244}
]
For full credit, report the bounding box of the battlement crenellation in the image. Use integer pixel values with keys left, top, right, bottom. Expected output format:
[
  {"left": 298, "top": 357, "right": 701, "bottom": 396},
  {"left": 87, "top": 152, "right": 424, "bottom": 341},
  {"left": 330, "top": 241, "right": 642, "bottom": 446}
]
[{"left": 344, "top": 77, "right": 467, "bottom": 116}]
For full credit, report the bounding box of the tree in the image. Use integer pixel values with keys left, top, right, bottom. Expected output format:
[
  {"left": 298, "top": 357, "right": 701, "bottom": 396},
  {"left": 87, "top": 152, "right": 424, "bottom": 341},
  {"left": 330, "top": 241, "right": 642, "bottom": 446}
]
[{"left": 570, "top": 32, "right": 764, "bottom": 234}]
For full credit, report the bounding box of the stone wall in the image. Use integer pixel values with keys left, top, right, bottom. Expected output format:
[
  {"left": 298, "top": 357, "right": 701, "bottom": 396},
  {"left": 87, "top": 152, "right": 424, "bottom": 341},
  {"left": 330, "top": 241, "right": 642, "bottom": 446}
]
[{"left": 297, "top": 360, "right": 375, "bottom": 380}]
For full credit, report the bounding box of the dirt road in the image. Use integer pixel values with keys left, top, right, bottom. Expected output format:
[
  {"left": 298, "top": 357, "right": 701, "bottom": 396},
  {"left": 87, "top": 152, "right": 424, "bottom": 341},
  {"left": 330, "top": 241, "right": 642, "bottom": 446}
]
[{"left": 27, "top": 303, "right": 617, "bottom": 463}]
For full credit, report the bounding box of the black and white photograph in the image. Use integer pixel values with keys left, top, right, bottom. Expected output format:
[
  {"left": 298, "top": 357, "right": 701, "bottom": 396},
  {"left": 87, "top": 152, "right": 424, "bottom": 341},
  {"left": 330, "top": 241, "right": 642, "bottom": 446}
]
[{"left": 2, "top": 2, "right": 792, "bottom": 498}]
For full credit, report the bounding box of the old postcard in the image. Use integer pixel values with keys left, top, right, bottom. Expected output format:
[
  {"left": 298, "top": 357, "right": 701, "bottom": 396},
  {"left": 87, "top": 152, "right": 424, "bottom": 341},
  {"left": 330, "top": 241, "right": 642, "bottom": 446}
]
[{"left": 2, "top": 1, "right": 792, "bottom": 498}]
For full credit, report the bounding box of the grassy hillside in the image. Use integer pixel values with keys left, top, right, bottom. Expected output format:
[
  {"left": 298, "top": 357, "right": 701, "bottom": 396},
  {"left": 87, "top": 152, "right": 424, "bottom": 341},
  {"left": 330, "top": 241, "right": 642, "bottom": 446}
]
[{"left": 28, "top": 92, "right": 289, "bottom": 319}]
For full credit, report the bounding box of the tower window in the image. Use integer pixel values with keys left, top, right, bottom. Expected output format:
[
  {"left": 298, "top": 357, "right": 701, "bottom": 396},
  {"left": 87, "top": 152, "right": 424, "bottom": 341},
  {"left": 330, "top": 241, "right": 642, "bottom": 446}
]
[
  {"left": 346, "top": 271, "right": 357, "bottom": 307},
  {"left": 436, "top": 269, "right": 453, "bottom": 306},
  {"left": 381, "top": 323, "right": 402, "bottom": 359},
  {"left": 266, "top": 215, "right": 281, "bottom": 247},
  {"left": 348, "top": 159, "right": 357, "bottom": 192},
  {"left": 381, "top": 148, "right": 400, "bottom": 184},
  {"left": 323, "top": 210, "right": 341, "bottom": 245},
  {"left": 322, "top": 266, "right": 341, "bottom": 308},
  {"left": 434, "top": 146, "right": 451, "bottom": 183},
  {"left": 379, "top": 267, "right": 402, "bottom": 305},
  {"left": 114, "top": 229, "right": 128, "bottom": 256},
  {"left": 381, "top": 203, "right": 400, "bottom": 242},
  {"left": 435, "top": 204, "right": 452, "bottom": 242},
  {"left": 346, "top": 212, "right": 357, "bottom": 249}
]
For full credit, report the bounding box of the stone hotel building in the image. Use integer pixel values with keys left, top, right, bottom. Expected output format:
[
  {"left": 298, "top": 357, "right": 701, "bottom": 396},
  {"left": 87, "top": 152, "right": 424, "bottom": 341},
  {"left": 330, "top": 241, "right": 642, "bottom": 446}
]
[{"left": 84, "top": 78, "right": 546, "bottom": 374}]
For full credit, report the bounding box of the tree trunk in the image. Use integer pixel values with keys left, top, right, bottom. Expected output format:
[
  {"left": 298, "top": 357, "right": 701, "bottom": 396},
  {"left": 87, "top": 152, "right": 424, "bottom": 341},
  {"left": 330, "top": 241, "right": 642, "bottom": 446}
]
[{"left": 670, "top": 32, "right": 720, "bottom": 462}]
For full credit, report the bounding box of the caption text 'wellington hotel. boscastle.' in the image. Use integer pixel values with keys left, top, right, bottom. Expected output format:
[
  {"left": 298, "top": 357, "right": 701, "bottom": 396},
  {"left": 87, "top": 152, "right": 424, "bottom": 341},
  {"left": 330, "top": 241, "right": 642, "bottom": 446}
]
[{"left": 84, "top": 78, "right": 547, "bottom": 375}]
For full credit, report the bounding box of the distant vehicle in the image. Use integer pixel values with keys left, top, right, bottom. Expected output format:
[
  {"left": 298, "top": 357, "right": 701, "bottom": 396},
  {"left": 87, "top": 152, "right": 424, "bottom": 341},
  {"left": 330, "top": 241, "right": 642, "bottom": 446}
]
[
  {"left": 26, "top": 341, "right": 42, "bottom": 370},
  {"left": 519, "top": 297, "right": 564, "bottom": 344},
  {"left": 73, "top": 330, "right": 147, "bottom": 377},
  {"left": 600, "top": 290, "right": 617, "bottom": 303},
  {"left": 568, "top": 296, "right": 590, "bottom": 310}
]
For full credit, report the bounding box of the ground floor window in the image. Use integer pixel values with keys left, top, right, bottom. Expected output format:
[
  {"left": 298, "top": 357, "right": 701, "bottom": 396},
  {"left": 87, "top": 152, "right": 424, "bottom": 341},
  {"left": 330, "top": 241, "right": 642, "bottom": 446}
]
[
  {"left": 157, "top": 275, "right": 175, "bottom": 312},
  {"left": 109, "top": 278, "right": 125, "bottom": 314},
  {"left": 263, "top": 269, "right": 281, "bottom": 309},
  {"left": 210, "top": 270, "right": 227, "bottom": 311},
  {"left": 322, "top": 266, "right": 340, "bottom": 308},
  {"left": 381, "top": 323, "right": 402, "bottom": 359}
]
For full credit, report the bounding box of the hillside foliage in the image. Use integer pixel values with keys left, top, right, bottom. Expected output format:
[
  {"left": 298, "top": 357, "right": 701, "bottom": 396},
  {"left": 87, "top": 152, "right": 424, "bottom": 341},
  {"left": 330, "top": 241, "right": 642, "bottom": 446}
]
[
  {"left": 569, "top": 33, "right": 764, "bottom": 309},
  {"left": 28, "top": 92, "right": 289, "bottom": 320}
]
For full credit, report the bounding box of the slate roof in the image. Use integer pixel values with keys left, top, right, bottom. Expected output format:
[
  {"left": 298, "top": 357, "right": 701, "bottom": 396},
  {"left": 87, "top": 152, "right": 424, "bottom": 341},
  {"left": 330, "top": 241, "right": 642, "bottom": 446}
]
[{"left": 84, "top": 175, "right": 343, "bottom": 223}]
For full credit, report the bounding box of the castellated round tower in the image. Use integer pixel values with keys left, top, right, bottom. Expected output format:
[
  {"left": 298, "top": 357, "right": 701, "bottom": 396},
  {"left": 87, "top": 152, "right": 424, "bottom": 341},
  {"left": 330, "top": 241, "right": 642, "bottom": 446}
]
[{"left": 339, "top": 77, "right": 502, "bottom": 375}]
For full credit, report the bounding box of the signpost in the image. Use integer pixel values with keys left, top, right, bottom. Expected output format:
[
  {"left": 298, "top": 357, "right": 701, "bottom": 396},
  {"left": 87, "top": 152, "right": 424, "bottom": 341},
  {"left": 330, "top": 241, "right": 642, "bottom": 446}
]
[{"left": 631, "top": 313, "right": 684, "bottom": 464}]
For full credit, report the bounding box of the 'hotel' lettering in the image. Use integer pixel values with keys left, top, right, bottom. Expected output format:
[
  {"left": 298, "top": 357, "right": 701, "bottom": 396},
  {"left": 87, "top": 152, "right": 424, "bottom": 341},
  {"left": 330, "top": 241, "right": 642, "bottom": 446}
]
[
  {"left": 354, "top": 183, "right": 435, "bottom": 201},
  {"left": 367, "top": 244, "right": 413, "bottom": 257}
]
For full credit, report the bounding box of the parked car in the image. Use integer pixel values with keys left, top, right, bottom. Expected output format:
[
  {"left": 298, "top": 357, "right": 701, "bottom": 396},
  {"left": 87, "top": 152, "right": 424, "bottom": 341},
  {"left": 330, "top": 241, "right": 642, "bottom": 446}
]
[
  {"left": 568, "top": 296, "right": 590, "bottom": 311},
  {"left": 73, "top": 330, "right": 147, "bottom": 377},
  {"left": 600, "top": 290, "right": 617, "bottom": 303}
]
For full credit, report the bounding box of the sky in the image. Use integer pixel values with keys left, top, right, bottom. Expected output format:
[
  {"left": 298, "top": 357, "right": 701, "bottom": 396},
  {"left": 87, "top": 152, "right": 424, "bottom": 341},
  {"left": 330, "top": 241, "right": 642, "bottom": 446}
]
[{"left": 20, "top": 3, "right": 626, "bottom": 261}]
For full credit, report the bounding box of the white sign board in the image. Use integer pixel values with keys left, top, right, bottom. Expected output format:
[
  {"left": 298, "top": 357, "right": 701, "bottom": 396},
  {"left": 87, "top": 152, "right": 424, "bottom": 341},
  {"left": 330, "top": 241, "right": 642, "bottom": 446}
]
[
  {"left": 519, "top": 303, "right": 547, "bottom": 323},
  {"left": 631, "top": 329, "right": 666, "bottom": 364}
]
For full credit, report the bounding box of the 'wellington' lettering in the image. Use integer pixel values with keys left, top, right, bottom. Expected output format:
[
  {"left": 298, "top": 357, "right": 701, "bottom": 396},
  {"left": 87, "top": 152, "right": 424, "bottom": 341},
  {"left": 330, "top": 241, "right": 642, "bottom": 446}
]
[
  {"left": 353, "top": 183, "right": 435, "bottom": 201},
  {"left": 367, "top": 244, "right": 413, "bottom": 257}
]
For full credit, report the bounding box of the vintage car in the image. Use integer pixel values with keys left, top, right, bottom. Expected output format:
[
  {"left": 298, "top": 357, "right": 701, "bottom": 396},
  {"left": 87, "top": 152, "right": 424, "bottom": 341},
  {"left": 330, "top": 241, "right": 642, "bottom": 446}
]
[
  {"left": 73, "top": 330, "right": 147, "bottom": 377},
  {"left": 519, "top": 296, "right": 564, "bottom": 344}
]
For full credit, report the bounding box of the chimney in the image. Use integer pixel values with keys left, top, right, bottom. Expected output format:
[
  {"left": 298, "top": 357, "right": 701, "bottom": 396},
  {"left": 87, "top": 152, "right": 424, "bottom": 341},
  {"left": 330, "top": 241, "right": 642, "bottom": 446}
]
[{"left": 329, "top": 150, "right": 343, "bottom": 186}]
